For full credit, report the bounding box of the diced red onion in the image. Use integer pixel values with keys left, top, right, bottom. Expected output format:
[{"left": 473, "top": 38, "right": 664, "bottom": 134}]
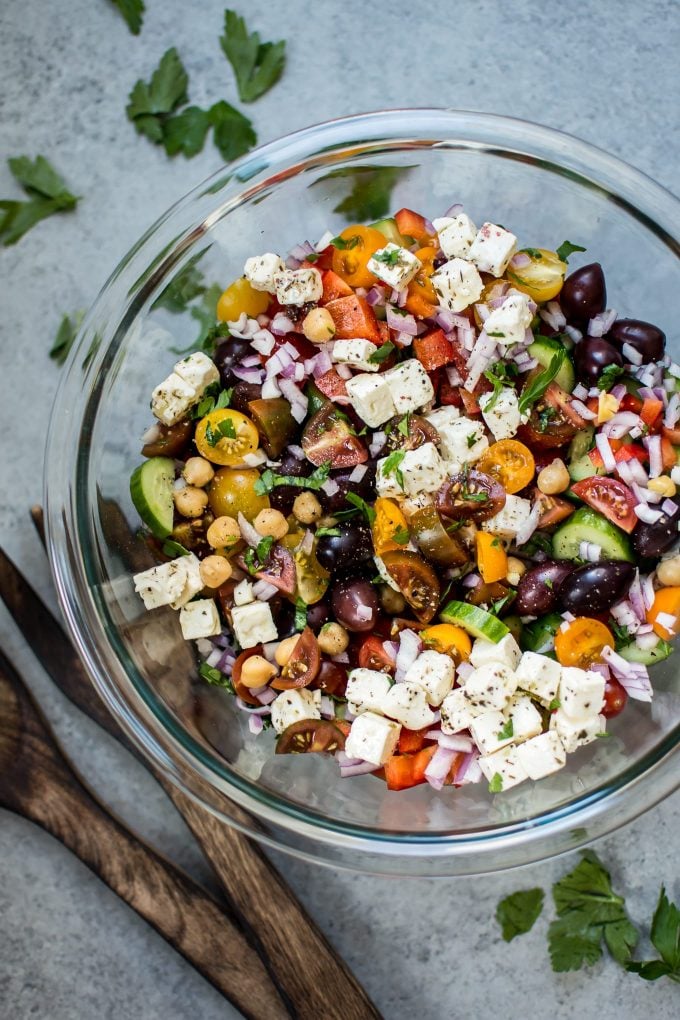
[
  {"left": 444, "top": 202, "right": 463, "bottom": 217},
  {"left": 462, "top": 572, "right": 480, "bottom": 588},
  {"left": 255, "top": 686, "right": 277, "bottom": 705},
  {"left": 204, "top": 647, "right": 223, "bottom": 668},
  {"left": 432, "top": 732, "right": 474, "bottom": 752},
  {"left": 390, "top": 288, "right": 407, "bottom": 308},
  {"left": 320, "top": 477, "right": 340, "bottom": 497},
  {"left": 266, "top": 347, "right": 293, "bottom": 377},
  {"left": 632, "top": 484, "right": 662, "bottom": 505},
  {"left": 601, "top": 645, "right": 653, "bottom": 701},
  {"left": 386, "top": 305, "right": 418, "bottom": 335},
  {"left": 232, "top": 363, "right": 263, "bottom": 383},
  {"left": 261, "top": 376, "right": 282, "bottom": 399},
  {"left": 445, "top": 364, "right": 464, "bottom": 386},
  {"left": 278, "top": 377, "right": 308, "bottom": 423},
  {"left": 335, "top": 363, "right": 353, "bottom": 379},
  {"left": 628, "top": 571, "right": 646, "bottom": 621},
  {"left": 424, "top": 745, "right": 458, "bottom": 791},
  {"left": 236, "top": 697, "right": 272, "bottom": 715},
  {"left": 476, "top": 303, "right": 490, "bottom": 323},
  {"left": 515, "top": 501, "right": 542, "bottom": 546},
  {"left": 602, "top": 411, "right": 640, "bottom": 439},
  {"left": 366, "top": 285, "right": 388, "bottom": 307},
  {"left": 656, "top": 611, "right": 677, "bottom": 630},
  {"left": 355, "top": 603, "right": 374, "bottom": 623},
  {"left": 642, "top": 575, "right": 656, "bottom": 611},
  {"left": 142, "top": 423, "right": 161, "bottom": 444},
  {"left": 645, "top": 435, "right": 663, "bottom": 478},
  {"left": 579, "top": 541, "right": 602, "bottom": 562},
  {"left": 572, "top": 383, "right": 589, "bottom": 401},
  {"left": 310, "top": 348, "right": 334, "bottom": 378},
  {"left": 315, "top": 229, "right": 334, "bottom": 252},
  {"left": 240, "top": 353, "right": 261, "bottom": 368},
  {"left": 238, "top": 512, "right": 261, "bottom": 547},
  {"left": 298, "top": 529, "right": 314, "bottom": 556},
  {"left": 458, "top": 325, "right": 476, "bottom": 352},
  {"left": 227, "top": 312, "right": 248, "bottom": 335},
  {"left": 510, "top": 252, "right": 531, "bottom": 269},
  {"left": 570, "top": 399, "right": 597, "bottom": 421},
  {"left": 261, "top": 641, "right": 279, "bottom": 662},
  {"left": 339, "top": 760, "right": 378, "bottom": 778},
  {"left": 540, "top": 302, "right": 566, "bottom": 331},
  {"left": 369, "top": 432, "right": 386, "bottom": 457},
  {"left": 382, "top": 640, "right": 398, "bottom": 663},
  {"left": 287, "top": 444, "right": 304, "bottom": 460},
  {"left": 456, "top": 661, "right": 474, "bottom": 682},
  {"left": 248, "top": 715, "right": 265, "bottom": 735},
  {"left": 464, "top": 333, "right": 497, "bottom": 391},
  {"left": 281, "top": 341, "right": 300, "bottom": 361},
  {"left": 455, "top": 750, "right": 482, "bottom": 785},
  {"left": 395, "top": 629, "right": 422, "bottom": 682},
  {"left": 252, "top": 579, "right": 278, "bottom": 601},
  {"left": 270, "top": 312, "right": 295, "bottom": 335},
  {"left": 348, "top": 464, "right": 368, "bottom": 483},
  {"left": 622, "top": 343, "right": 644, "bottom": 365},
  {"left": 561, "top": 611, "right": 576, "bottom": 623},
  {"left": 319, "top": 695, "right": 336, "bottom": 719},
  {"left": 331, "top": 650, "right": 350, "bottom": 664},
  {"left": 595, "top": 433, "right": 616, "bottom": 471},
  {"left": 635, "top": 503, "right": 663, "bottom": 523},
  {"left": 588, "top": 309, "right": 617, "bottom": 337},
  {"left": 610, "top": 383, "right": 628, "bottom": 401},
  {"left": 588, "top": 662, "right": 610, "bottom": 681},
  {"left": 610, "top": 600, "right": 639, "bottom": 631},
  {"left": 336, "top": 750, "right": 362, "bottom": 767},
  {"left": 250, "top": 329, "right": 275, "bottom": 355},
  {"left": 564, "top": 324, "right": 583, "bottom": 343},
  {"left": 662, "top": 497, "right": 677, "bottom": 517}
]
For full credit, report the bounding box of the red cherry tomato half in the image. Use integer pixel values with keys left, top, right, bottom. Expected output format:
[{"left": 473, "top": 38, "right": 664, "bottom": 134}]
[
  {"left": 301, "top": 402, "right": 368, "bottom": 469},
  {"left": 357, "top": 635, "right": 395, "bottom": 673},
  {"left": 315, "top": 659, "right": 349, "bottom": 698},
  {"left": 602, "top": 676, "right": 628, "bottom": 718},
  {"left": 275, "top": 719, "right": 347, "bottom": 754},
  {"left": 232, "top": 645, "right": 266, "bottom": 706},
  {"left": 381, "top": 550, "right": 441, "bottom": 624},
  {"left": 271, "top": 627, "right": 321, "bottom": 690},
  {"left": 570, "top": 476, "right": 638, "bottom": 534}
]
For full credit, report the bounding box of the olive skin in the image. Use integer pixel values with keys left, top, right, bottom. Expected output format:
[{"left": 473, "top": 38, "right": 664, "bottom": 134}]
[
  {"left": 268, "top": 452, "right": 313, "bottom": 515},
  {"left": 306, "top": 600, "right": 331, "bottom": 630},
  {"left": 514, "top": 561, "right": 574, "bottom": 616},
  {"left": 331, "top": 578, "right": 380, "bottom": 632},
  {"left": 633, "top": 500, "right": 680, "bottom": 558},
  {"left": 230, "top": 381, "right": 262, "bottom": 416},
  {"left": 213, "top": 337, "right": 255, "bottom": 388},
  {"left": 573, "top": 337, "right": 623, "bottom": 386},
  {"left": 556, "top": 561, "right": 635, "bottom": 616},
  {"left": 607, "top": 319, "right": 666, "bottom": 363},
  {"left": 319, "top": 462, "right": 377, "bottom": 514},
  {"left": 315, "top": 519, "right": 374, "bottom": 572},
  {"left": 559, "top": 263, "right": 606, "bottom": 327}
]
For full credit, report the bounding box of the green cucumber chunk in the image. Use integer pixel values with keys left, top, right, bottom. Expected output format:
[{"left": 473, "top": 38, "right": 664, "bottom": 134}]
[
  {"left": 618, "top": 639, "right": 672, "bottom": 666},
  {"left": 528, "top": 336, "right": 575, "bottom": 392},
  {"left": 568, "top": 427, "right": 604, "bottom": 481},
  {"left": 130, "top": 457, "right": 175, "bottom": 539},
  {"left": 440, "top": 600, "right": 509, "bottom": 642},
  {"left": 552, "top": 507, "right": 633, "bottom": 562},
  {"left": 520, "top": 612, "right": 562, "bottom": 656},
  {"left": 304, "top": 381, "right": 327, "bottom": 416},
  {"left": 370, "top": 217, "right": 407, "bottom": 247}
]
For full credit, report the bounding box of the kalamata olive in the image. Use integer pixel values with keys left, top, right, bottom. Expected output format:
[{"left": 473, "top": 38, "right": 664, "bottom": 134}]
[
  {"left": 331, "top": 578, "right": 380, "bottom": 632},
  {"left": 306, "top": 600, "right": 331, "bottom": 630},
  {"left": 382, "top": 414, "right": 439, "bottom": 453},
  {"left": 607, "top": 319, "right": 666, "bottom": 363},
  {"left": 633, "top": 499, "right": 680, "bottom": 558},
  {"left": 230, "top": 381, "right": 262, "bottom": 416},
  {"left": 213, "top": 337, "right": 254, "bottom": 388},
  {"left": 436, "top": 470, "right": 506, "bottom": 522},
  {"left": 556, "top": 561, "right": 635, "bottom": 616},
  {"left": 141, "top": 419, "right": 194, "bottom": 458},
  {"left": 573, "top": 337, "right": 623, "bottom": 386},
  {"left": 315, "top": 519, "right": 373, "bottom": 572},
  {"left": 319, "top": 462, "right": 377, "bottom": 514},
  {"left": 268, "top": 453, "right": 314, "bottom": 515},
  {"left": 514, "top": 561, "right": 574, "bottom": 616},
  {"left": 559, "top": 263, "right": 606, "bottom": 327},
  {"left": 268, "top": 597, "right": 297, "bottom": 638}
]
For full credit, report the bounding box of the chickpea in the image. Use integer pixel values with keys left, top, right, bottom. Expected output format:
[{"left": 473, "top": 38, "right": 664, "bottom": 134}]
[
  {"left": 254, "top": 507, "right": 289, "bottom": 540},
  {"left": 537, "top": 458, "right": 570, "bottom": 495},
  {"left": 380, "top": 585, "right": 406, "bottom": 614},
  {"left": 207, "top": 515, "right": 241, "bottom": 549},
  {"left": 302, "top": 307, "right": 336, "bottom": 344},
  {"left": 318, "top": 514, "right": 338, "bottom": 529},
  {"left": 648, "top": 475, "right": 677, "bottom": 498},
  {"left": 293, "top": 491, "right": 323, "bottom": 524},
  {"left": 274, "top": 634, "right": 302, "bottom": 666},
  {"left": 199, "top": 555, "right": 232, "bottom": 588},
  {"left": 174, "top": 485, "right": 209, "bottom": 519},
  {"left": 183, "top": 456, "right": 215, "bottom": 488},
  {"left": 318, "top": 622, "right": 349, "bottom": 656},
  {"left": 240, "top": 655, "right": 278, "bottom": 688},
  {"left": 506, "top": 556, "right": 527, "bottom": 587},
  {"left": 657, "top": 555, "right": 680, "bottom": 587}
]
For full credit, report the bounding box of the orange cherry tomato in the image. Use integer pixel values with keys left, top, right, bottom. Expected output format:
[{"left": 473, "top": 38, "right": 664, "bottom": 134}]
[
  {"left": 407, "top": 245, "right": 438, "bottom": 303},
  {"left": 420, "top": 623, "right": 472, "bottom": 662},
  {"left": 477, "top": 440, "right": 536, "bottom": 495},
  {"left": 216, "top": 278, "right": 270, "bottom": 321},
  {"left": 331, "top": 225, "right": 387, "bottom": 288},
  {"left": 372, "top": 497, "right": 410, "bottom": 556},
  {"left": 554, "top": 617, "right": 614, "bottom": 668},
  {"left": 647, "top": 587, "right": 680, "bottom": 639}
]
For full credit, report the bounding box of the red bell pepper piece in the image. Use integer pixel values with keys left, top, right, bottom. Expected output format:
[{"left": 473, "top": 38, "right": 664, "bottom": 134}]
[
  {"left": 394, "top": 207, "right": 433, "bottom": 246},
  {"left": 384, "top": 745, "right": 438, "bottom": 791},
  {"left": 320, "top": 269, "right": 353, "bottom": 304},
  {"left": 640, "top": 396, "right": 664, "bottom": 431},
  {"left": 397, "top": 728, "right": 431, "bottom": 755},
  {"left": 325, "top": 295, "right": 381, "bottom": 343},
  {"left": 413, "top": 328, "right": 455, "bottom": 373}
]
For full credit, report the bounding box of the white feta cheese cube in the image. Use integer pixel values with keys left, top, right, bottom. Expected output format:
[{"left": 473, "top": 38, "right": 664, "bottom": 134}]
[
  {"left": 482, "top": 293, "right": 533, "bottom": 347},
  {"left": 479, "top": 387, "right": 522, "bottom": 441},
  {"left": 440, "top": 688, "right": 484, "bottom": 734},
  {"left": 367, "top": 244, "right": 421, "bottom": 291},
  {"left": 401, "top": 442, "right": 448, "bottom": 496},
  {"left": 478, "top": 746, "right": 528, "bottom": 791},
  {"left": 469, "top": 633, "right": 521, "bottom": 671},
  {"left": 504, "top": 694, "right": 543, "bottom": 743},
  {"left": 431, "top": 258, "right": 484, "bottom": 313},
  {"left": 463, "top": 663, "right": 518, "bottom": 711},
  {"left": 244, "top": 253, "right": 285, "bottom": 293},
  {"left": 425, "top": 405, "right": 460, "bottom": 430},
  {"left": 550, "top": 709, "right": 606, "bottom": 753},
  {"left": 384, "top": 359, "right": 435, "bottom": 415},
  {"left": 515, "top": 651, "right": 561, "bottom": 706},
  {"left": 133, "top": 555, "right": 197, "bottom": 611},
  {"left": 484, "top": 494, "right": 532, "bottom": 541},
  {"left": 468, "top": 222, "right": 518, "bottom": 278},
  {"left": 559, "top": 667, "right": 606, "bottom": 721},
  {"left": 169, "top": 554, "right": 204, "bottom": 610},
  {"left": 179, "top": 599, "right": 221, "bottom": 640},
  {"left": 470, "top": 709, "right": 514, "bottom": 755},
  {"left": 332, "top": 338, "right": 380, "bottom": 372},
  {"left": 151, "top": 372, "right": 198, "bottom": 426},
  {"left": 374, "top": 555, "right": 400, "bottom": 591},
  {"left": 381, "top": 681, "right": 436, "bottom": 730},
  {"left": 516, "top": 731, "right": 566, "bottom": 780},
  {"left": 274, "top": 268, "right": 323, "bottom": 306},
  {"left": 233, "top": 579, "right": 255, "bottom": 606},
  {"left": 346, "top": 373, "right": 396, "bottom": 428},
  {"left": 231, "top": 601, "right": 278, "bottom": 649},
  {"left": 345, "top": 711, "right": 401, "bottom": 766},
  {"left": 432, "top": 213, "right": 477, "bottom": 259},
  {"left": 174, "top": 351, "right": 220, "bottom": 393},
  {"left": 437, "top": 416, "right": 488, "bottom": 468},
  {"left": 375, "top": 457, "right": 404, "bottom": 498},
  {"left": 345, "top": 668, "right": 392, "bottom": 716},
  {"left": 404, "top": 650, "right": 455, "bottom": 706},
  {"left": 270, "top": 688, "right": 321, "bottom": 734}
]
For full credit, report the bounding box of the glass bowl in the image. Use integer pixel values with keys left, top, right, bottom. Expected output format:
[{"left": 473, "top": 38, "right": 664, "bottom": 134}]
[{"left": 45, "top": 109, "right": 680, "bottom": 876}]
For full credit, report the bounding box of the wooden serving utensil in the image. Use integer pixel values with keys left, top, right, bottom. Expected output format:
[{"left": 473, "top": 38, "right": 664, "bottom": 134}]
[{"left": 0, "top": 645, "right": 290, "bottom": 1020}]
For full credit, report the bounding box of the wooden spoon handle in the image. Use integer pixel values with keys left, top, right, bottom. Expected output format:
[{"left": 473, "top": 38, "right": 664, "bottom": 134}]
[{"left": 0, "top": 650, "right": 290, "bottom": 1020}]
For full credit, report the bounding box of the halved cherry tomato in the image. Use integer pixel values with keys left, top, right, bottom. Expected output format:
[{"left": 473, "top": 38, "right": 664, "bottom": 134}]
[
  {"left": 398, "top": 728, "right": 431, "bottom": 754},
  {"left": 647, "top": 587, "right": 680, "bottom": 639},
  {"left": 420, "top": 623, "right": 471, "bottom": 662},
  {"left": 141, "top": 419, "right": 194, "bottom": 458},
  {"left": 409, "top": 505, "right": 469, "bottom": 568},
  {"left": 247, "top": 398, "right": 297, "bottom": 459},
  {"left": 505, "top": 248, "right": 567, "bottom": 303},
  {"left": 384, "top": 745, "right": 438, "bottom": 791},
  {"left": 271, "top": 627, "right": 321, "bottom": 689},
  {"left": 195, "top": 409, "right": 259, "bottom": 467},
  {"left": 381, "top": 550, "right": 441, "bottom": 624},
  {"left": 314, "top": 368, "right": 349, "bottom": 404},
  {"left": 614, "top": 444, "right": 647, "bottom": 464},
  {"left": 405, "top": 245, "right": 438, "bottom": 319},
  {"left": 570, "top": 476, "right": 638, "bottom": 534},
  {"left": 554, "top": 617, "right": 614, "bottom": 668},
  {"left": 276, "top": 719, "right": 347, "bottom": 754},
  {"left": 357, "top": 635, "right": 395, "bottom": 673},
  {"left": 331, "top": 225, "right": 386, "bottom": 288},
  {"left": 620, "top": 392, "right": 642, "bottom": 414},
  {"left": 382, "top": 414, "right": 439, "bottom": 453},
  {"left": 458, "top": 388, "right": 482, "bottom": 416},
  {"left": 519, "top": 382, "right": 586, "bottom": 449},
  {"left": 602, "top": 677, "right": 628, "bottom": 718},
  {"left": 394, "top": 208, "right": 435, "bottom": 246},
  {"left": 535, "top": 491, "right": 575, "bottom": 528},
  {"left": 413, "top": 328, "right": 454, "bottom": 373},
  {"left": 301, "top": 402, "right": 368, "bottom": 468},
  {"left": 477, "top": 440, "right": 535, "bottom": 495},
  {"left": 325, "top": 294, "right": 382, "bottom": 343},
  {"left": 476, "top": 531, "right": 508, "bottom": 584},
  {"left": 315, "top": 659, "right": 348, "bottom": 698},
  {"left": 293, "top": 544, "right": 329, "bottom": 605},
  {"left": 232, "top": 645, "right": 267, "bottom": 705},
  {"left": 216, "top": 277, "right": 270, "bottom": 321},
  {"left": 372, "top": 497, "right": 410, "bottom": 556},
  {"left": 435, "top": 469, "right": 506, "bottom": 521},
  {"left": 320, "top": 269, "right": 353, "bottom": 303}
]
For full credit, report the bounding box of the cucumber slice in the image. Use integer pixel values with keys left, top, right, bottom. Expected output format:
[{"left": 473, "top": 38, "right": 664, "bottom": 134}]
[
  {"left": 304, "top": 381, "right": 326, "bottom": 416},
  {"left": 618, "top": 639, "right": 672, "bottom": 666},
  {"left": 370, "top": 217, "right": 407, "bottom": 247},
  {"left": 520, "top": 612, "right": 562, "bottom": 656},
  {"left": 568, "top": 427, "right": 604, "bottom": 481},
  {"left": 130, "top": 457, "right": 175, "bottom": 539},
  {"left": 552, "top": 507, "right": 633, "bottom": 562},
  {"left": 440, "top": 600, "right": 509, "bottom": 642},
  {"left": 528, "top": 337, "right": 575, "bottom": 392},
  {"left": 568, "top": 426, "right": 595, "bottom": 462}
]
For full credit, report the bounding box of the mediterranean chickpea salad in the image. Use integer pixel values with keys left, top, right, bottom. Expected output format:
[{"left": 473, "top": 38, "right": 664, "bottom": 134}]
[{"left": 131, "top": 204, "right": 680, "bottom": 796}]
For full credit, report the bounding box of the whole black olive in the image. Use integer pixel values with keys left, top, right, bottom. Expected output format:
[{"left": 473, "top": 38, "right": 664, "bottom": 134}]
[
  {"left": 573, "top": 337, "right": 623, "bottom": 386},
  {"left": 559, "top": 263, "right": 606, "bottom": 327},
  {"left": 633, "top": 500, "right": 680, "bottom": 558},
  {"left": 556, "top": 561, "right": 635, "bottom": 616},
  {"left": 514, "top": 561, "right": 574, "bottom": 616},
  {"left": 315, "top": 519, "right": 373, "bottom": 572},
  {"left": 319, "top": 462, "right": 377, "bottom": 514},
  {"left": 268, "top": 453, "right": 313, "bottom": 515},
  {"left": 213, "top": 337, "right": 254, "bottom": 388},
  {"left": 306, "top": 600, "right": 331, "bottom": 630},
  {"left": 331, "top": 578, "right": 380, "bottom": 632},
  {"left": 607, "top": 319, "right": 666, "bottom": 363}
]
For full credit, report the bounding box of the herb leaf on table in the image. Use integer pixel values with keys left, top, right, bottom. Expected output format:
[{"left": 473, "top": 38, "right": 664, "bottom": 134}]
[
  {"left": 209, "top": 101, "right": 257, "bottom": 161},
  {"left": 127, "top": 47, "right": 189, "bottom": 141},
  {"left": 1, "top": 156, "right": 79, "bottom": 246},
  {"left": 110, "top": 0, "right": 145, "bottom": 35},
  {"left": 220, "top": 9, "right": 286, "bottom": 103},
  {"left": 626, "top": 886, "right": 680, "bottom": 982},
  {"left": 496, "top": 888, "right": 545, "bottom": 942}
]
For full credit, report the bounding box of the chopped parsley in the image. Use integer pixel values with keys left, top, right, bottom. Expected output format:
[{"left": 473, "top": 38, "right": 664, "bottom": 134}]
[
  {"left": 491, "top": 594, "right": 512, "bottom": 615},
  {"left": 396, "top": 413, "right": 411, "bottom": 437},
  {"left": 382, "top": 449, "right": 406, "bottom": 490},
  {"left": 199, "top": 661, "right": 235, "bottom": 694},
  {"left": 518, "top": 347, "right": 567, "bottom": 416},
  {"left": 548, "top": 697, "right": 561, "bottom": 711},
  {"left": 392, "top": 526, "right": 410, "bottom": 545},
  {"left": 597, "top": 363, "right": 626, "bottom": 391},
  {"left": 294, "top": 598, "right": 308, "bottom": 631},
  {"left": 315, "top": 526, "right": 341, "bottom": 538},
  {"left": 368, "top": 340, "right": 396, "bottom": 365},
  {"left": 497, "top": 717, "right": 514, "bottom": 740},
  {"left": 483, "top": 362, "right": 518, "bottom": 412},
  {"left": 205, "top": 415, "right": 237, "bottom": 447},
  {"left": 1, "top": 155, "right": 79, "bottom": 246},
  {"left": 372, "top": 247, "right": 401, "bottom": 267},
  {"left": 466, "top": 433, "right": 478, "bottom": 449},
  {"left": 193, "top": 385, "right": 233, "bottom": 419},
  {"left": 488, "top": 772, "right": 504, "bottom": 793},
  {"left": 220, "top": 9, "right": 286, "bottom": 103},
  {"left": 486, "top": 330, "right": 507, "bottom": 338},
  {"left": 330, "top": 233, "right": 361, "bottom": 251},
  {"left": 345, "top": 492, "right": 376, "bottom": 526},
  {"left": 496, "top": 889, "right": 545, "bottom": 942},
  {"left": 556, "top": 240, "right": 587, "bottom": 263},
  {"left": 537, "top": 406, "right": 557, "bottom": 432},
  {"left": 521, "top": 247, "right": 543, "bottom": 259},
  {"left": 254, "top": 461, "right": 331, "bottom": 495},
  {"left": 161, "top": 539, "right": 191, "bottom": 558}
]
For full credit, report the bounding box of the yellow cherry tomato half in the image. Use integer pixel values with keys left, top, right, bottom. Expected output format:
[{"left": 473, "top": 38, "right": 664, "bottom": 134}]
[
  {"left": 208, "top": 467, "right": 270, "bottom": 521},
  {"left": 372, "top": 497, "right": 410, "bottom": 557},
  {"left": 217, "top": 277, "right": 270, "bottom": 322},
  {"left": 331, "top": 225, "right": 387, "bottom": 288},
  {"left": 477, "top": 440, "right": 536, "bottom": 495},
  {"left": 195, "top": 409, "right": 259, "bottom": 466},
  {"left": 554, "top": 617, "right": 614, "bottom": 668},
  {"left": 505, "top": 248, "right": 567, "bottom": 304},
  {"left": 420, "top": 623, "right": 472, "bottom": 662}
]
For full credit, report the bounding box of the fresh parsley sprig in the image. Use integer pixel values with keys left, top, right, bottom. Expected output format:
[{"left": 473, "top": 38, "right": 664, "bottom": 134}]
[
  {"left": 1, "top": 155, "right": 79, "bottom": 246},
  {"left": 110, "top": 0, "right": 145, "bottom": 35},
  {"left": 382, "top": 449, "right": 406, "bottom": 491},
  {"left": 496, "top": 889, "right": 545, "bottom": 942},
  {"left": 368, "top": 341, "right": 396, "bottom": 365},
  {"left": 220, "top": 9, "right": 286, "bottom": 103},
  {"left": 597, "top": 363, "right": 626, "bottom": 392},
  {"left": 199, "top": 661, "right": 235, "bottom": 694},
  {"left": 626, "top": 887, "right": 680, "bottom": 982},
  {"left": 518, "top": 348, "right": 567, "bottom": 416},
  {"left": 483, "top": 362, "right": 518, "bottom": 412},
  {"left": 556, "top": 239, "right": 587, "bottom": 263},
  {"left": 254, "top": 461, "right": 332, "bottom": 496}
]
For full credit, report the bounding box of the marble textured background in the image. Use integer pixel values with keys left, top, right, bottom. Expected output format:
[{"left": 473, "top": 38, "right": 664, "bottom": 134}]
[{"left": 1, "top": 1, "right": 679, "bottom": 1017}]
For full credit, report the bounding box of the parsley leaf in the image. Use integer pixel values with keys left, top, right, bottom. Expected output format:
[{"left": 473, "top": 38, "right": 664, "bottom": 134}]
[
  {"left": 382, "top": 449, "right": 406, "bottom": 490},
  {"left": 392, "top": 526, "right": 410, "bottom": 545},
  {"left": 209, "top": 100, "right": 257, "bottom": 161},
  {"left": 127, "top": 48, "right": 189, "bottom": 141},
  {"left": 254, "top": 461, "right": 331, "bottom": 495},
  {"left": 626, "top": 886, "right": 680, "bottom": 982},
  {"left": 497, "top": 717, "right": 514, "bottom": 740},
  {"left": 368, "top": 341, "right": 396, "bottom": 365},
  {"left": 548, "top": 697, "right": 561, "bottom": 710},
  {"left": 556, "top": 240, "right": 587, "bottom": 263},
  {"left": 548, "top": 851, "right": 638, "bottom": 972},
  {"left": 110, "top": 0, "right": 145, "bottom": 35},
  {"left": 206, "top": 415, "right": 238, "bottom": 446},
  {"left": 1, "top": 155, "right": 79, "bottom": 246},
  {"left": 345, "top": 492, "right": 376, "bottom": 526},
  {"left": 163, "top": 106, "right": 212, "bottom": 158},
  {"left": 488, "top": 773, "right": 503, "bottom": 793},
  {"left": 597, "top": 363, "right": 626, "bottom": 392},
  {"left": 330, "top": 234, "right": 360, "bottom": 251},
  {"left": 521, "top": 247, "right": 543, "bottom": 259},
  {"left": 396, "top": 413, "right": 410, "bottom": 437},
  {"left": 518, "top": 348, "right": 567, "bottom": 416},
  {"left": 372, "top": 247, "right": 401, "bottom": 267},
  {"left": 50, "top": 310, "right": 85, "bottom": 366},
  {"left": 483, "top": 363, "right": 517, "bottom": 412},
  {"left": 220, "top": 9, "right": 286, "bottom": 103},
  {"left": 496, "top": 889, "right": 545, "bottom": 942},
  {"left": 199, "top": 661, "right": 235, "bottom": 694},
  {"left": 294, "top": 598, "right": 308, "bottom": 631},
  {"left": 162, "top": 538, "right": 191, "bottom": 558},
  {"left": 315, "top": 526, "right": 341, "bottom": 538}
]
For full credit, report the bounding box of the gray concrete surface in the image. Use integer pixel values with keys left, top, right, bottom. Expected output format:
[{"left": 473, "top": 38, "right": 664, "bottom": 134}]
[{"left": 1, "top": 0, "right": 680, "bottom": 1017}]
